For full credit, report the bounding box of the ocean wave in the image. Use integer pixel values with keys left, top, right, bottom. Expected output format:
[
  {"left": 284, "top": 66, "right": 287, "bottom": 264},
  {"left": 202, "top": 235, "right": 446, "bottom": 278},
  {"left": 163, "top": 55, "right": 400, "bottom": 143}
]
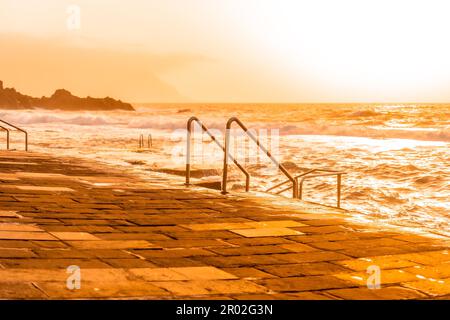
[
  {"left": 63, "top": 115, "right": 112, "bottom": 126},
  {"left": 347, "top": 110, "right": 382, "bottom": 117},
  {"left": 366, "top": 163, "right": 424, "bottom": 173},
  {"left": 127, "top": 117, "right": 227, "bottom": 131},
  {"left": 278, "top": 123, "right": 450, "bottom": 142},
  {"left": 127, "top": 116, "right": 450, "bottom": 143},
  {"left": 0, "top": 111, "right": 114, "bottom": 126},
  {"left": 2, "top": 108, "right": 449, "bottom": 142},
  {"left": 127, "top": 117, "right": 184, "bottom": 130},
  {"left": 413, "top": 175, "right": 445, "bottom": 185}
]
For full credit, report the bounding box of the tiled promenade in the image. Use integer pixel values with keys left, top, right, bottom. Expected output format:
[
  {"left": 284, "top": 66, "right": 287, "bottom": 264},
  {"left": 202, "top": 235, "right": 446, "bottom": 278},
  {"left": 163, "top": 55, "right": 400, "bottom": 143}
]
[{"left": 0, "top": 150, "right": 449, "bottom": 299}]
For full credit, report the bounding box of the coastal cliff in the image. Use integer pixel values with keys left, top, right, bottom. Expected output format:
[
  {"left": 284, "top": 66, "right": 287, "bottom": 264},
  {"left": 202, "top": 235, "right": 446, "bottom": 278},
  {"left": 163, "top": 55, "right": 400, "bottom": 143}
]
[{"left": 0, "top": 80, "right": 134, "bottom": 111}]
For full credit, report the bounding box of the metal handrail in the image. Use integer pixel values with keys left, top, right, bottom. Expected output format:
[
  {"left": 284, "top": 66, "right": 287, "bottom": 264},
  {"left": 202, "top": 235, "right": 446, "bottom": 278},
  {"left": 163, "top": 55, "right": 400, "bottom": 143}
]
[
  {"left": 266, "top": 169, "right": 341, "bottom": 192},
  {"left": 186, "top": 116, "right": 250, "bottom": 191},
  {"left": 0, "top": 119, "right": 28, "bottom": 151},
  {"left": 0, "top": 126, "right": 10, "bottom": 150},
  {"left": 266, "top": 169, "right": 316, "bottom": 193},
  {"left": 222, "top": 117, "right": 297, "bottom": 197},
  {"left": 298, "top": 171, "right": 345, "bottom": 208},
  {"left": 148, "top": 134, "right": 153, "bottom": 148},
  {"left": 139, "top": 134, "right": 153, "bottom": 149},
  {"left": 139, "top": 134, "right": 144, "bottom": 148}
]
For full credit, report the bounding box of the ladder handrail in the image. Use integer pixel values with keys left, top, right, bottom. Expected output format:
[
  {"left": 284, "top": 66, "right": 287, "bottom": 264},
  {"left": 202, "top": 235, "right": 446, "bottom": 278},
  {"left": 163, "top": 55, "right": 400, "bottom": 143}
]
[
  {"left": 186, "top": 116, "right": 250, "bottom": 191},
  {"left": 266, "top": 168, "right": 342, "bottom": 192},
  {"left": 148, "top": 134, "right": 152, "bottom": 148},
  {"left": 222, "top": 117, "right": 297, "bottom": 198},
  {"left": 0, "top": 126, "right": 10, "bottom": 150},
  {"left": 266, "top": 167, "right": 346, "bottom": 208},
  {"left": 139, "top": 134, "right": 153, "bottom": 149},
  {"left": 266, "top": 169, "right": 317, "bottom": 193},
  {"left": 298, "top": 171, "right": 345, "bottom": 208},
  {"left": 0, "top": 119, "right": 28, "bottom": 151},
  {"left": 139, "top": 134, "right": 144, "bottom": 148}
]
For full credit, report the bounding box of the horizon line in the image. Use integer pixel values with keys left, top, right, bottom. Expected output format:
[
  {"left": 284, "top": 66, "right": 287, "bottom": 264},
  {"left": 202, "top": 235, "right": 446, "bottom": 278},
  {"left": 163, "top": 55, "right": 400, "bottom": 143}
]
[{"left": 132, "top": 101, "right": 450, "bottom": 105}]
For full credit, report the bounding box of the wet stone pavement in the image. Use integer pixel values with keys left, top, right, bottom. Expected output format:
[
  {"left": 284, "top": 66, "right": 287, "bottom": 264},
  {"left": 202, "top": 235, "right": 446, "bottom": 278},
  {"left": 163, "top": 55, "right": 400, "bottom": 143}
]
[{"left": 0, "top": 151, "right": 449, "bottom": 299}]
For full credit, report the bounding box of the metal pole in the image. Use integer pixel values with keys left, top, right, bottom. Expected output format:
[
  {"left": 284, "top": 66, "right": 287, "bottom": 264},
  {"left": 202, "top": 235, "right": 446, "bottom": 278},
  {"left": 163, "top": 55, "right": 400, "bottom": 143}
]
[
  {"left": 298, "top": 178, "right": 305, "bottom": 200},
  {"left": 148, "top": 134, "right": 152, "bottom": 148},
  {"left": 293, "top": 180, "right": 298, "bottom": 198},
  {"left": 0, "top": 126, "right": 9, "bottom": 150},
  {"left": 337, "top": 174, "right": 342, "bottom": 208},
  {"left": 234, "top": 131, "right": 237, "bottom": 160},
  {"left": 256, "top": 130, "right": 260, "bottom": 165},
  {"left": 221, "top": 125, "right": 232, "bottom": 194},
  {"left": 245, "top": 135, "right": 249, "bottom": 166},
  {"left": 201, "top": 131, "right": 204, "bottom": 165},
  {"left": 185, "top": 119, "right": 193, "bottom": 185},
  {"left": 139, "top": 134, "right": 144, "bottom": 148}
]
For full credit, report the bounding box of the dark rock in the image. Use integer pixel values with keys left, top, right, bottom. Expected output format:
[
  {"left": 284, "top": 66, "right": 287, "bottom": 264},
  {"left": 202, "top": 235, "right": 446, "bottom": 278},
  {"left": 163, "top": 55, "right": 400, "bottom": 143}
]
[{"left": 0, "top": 80, "right": 134, "bottom": 111}]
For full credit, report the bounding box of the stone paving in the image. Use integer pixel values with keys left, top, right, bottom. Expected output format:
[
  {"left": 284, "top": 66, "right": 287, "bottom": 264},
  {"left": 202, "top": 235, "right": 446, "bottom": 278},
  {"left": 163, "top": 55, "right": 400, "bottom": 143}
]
[{"left": 0, "top": 150, "right": 449, "bottom": 299}]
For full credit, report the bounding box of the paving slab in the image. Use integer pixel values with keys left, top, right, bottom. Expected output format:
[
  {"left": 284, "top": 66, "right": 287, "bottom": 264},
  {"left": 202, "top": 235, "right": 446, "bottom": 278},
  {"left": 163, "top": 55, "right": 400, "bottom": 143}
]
[
  {"left": 14, "top": 186, "right": 75, "bottom": 192},
  {"left": 49, "top": 232, "right": 101, "bottom": 241},
  {"left": 230, "top": 227, "right": 304, "bottom": 237},
  {"left": 402, "top": 278, "right": 450, "bottom": 296},
  {"left": 169, "top": 267, "right": 238, "bottom": 280},
  {"left": 152, "top": 280, "right": 268, "bottom": 296},
  {"left": 0, "top": 231, "right": 57, "bottom": 241},
  {"left": 36, "top": 281, "right": 169, "bottom": 299},
  {"left": 66, "top": 240, "right": 155, "bottom": 250},
  {"left": 334, "top": 269, "right": 419, "bottom": 285},
  {"left": 0, "top": 282, "right": 47, "bottom": 299},
  {"left": 326, "top": 286, "right": 427, "bottom": 300},
  {"left": 258, "top": 275, "right": 355, "bottom": 292},
  {"left": 0, "top": 223, "right": 43, "bottom": 232}
]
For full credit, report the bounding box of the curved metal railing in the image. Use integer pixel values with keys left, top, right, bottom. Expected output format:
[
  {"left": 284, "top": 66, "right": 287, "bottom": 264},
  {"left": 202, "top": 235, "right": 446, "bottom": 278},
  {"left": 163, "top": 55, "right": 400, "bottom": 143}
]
[
  {"left": 0, "top": 119, "right": 28, "bottom": 151},
  {"left": 0, "top": 126, "right": 10, "bottom": 150},
  {"left": 265, "top": 169, "right": 316, "bottom": 194},
  {"left": 139, "top": 134, "right": 144, "bottom": 148},
  {"left": 222, "top": 117, "right": 297, "bottom": 197},
  {"left": 186, "top": 116, "right": 250, "bottom": 191},
  {"left": 298, "top": 171, "right": 345, "bottom": 208},
  {"left": 148, "top": 134, "right": 153, "bottom": 148},
  {"left": 139, "top": 134, "right": 153, "bottom": 149},
  {"left": 265, "top": 168, "right": 345, "bottom": 208}
]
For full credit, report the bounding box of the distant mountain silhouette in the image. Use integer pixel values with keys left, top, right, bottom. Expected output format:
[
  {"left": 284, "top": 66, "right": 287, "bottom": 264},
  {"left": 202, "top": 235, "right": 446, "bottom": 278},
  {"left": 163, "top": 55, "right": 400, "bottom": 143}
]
[{"left": 0, "top": 80, "right": 134, "bottom": 111}]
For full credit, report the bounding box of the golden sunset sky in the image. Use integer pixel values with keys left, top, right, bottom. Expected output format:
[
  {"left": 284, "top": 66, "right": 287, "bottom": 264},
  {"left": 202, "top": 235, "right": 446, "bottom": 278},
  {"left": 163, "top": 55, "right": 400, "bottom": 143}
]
[{"left": 1, "top": 0, "right": 450, "bottom": 102}]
